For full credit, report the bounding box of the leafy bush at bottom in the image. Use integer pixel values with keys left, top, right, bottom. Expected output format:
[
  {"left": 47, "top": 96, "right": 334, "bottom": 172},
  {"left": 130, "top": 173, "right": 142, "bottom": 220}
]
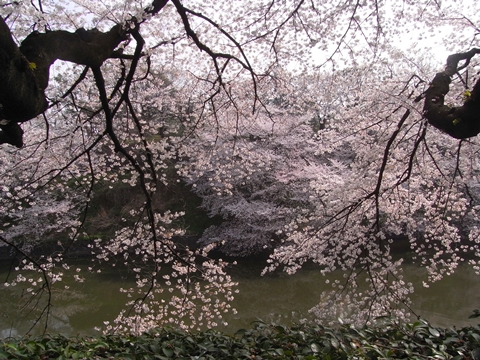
[{"left": 2, "top": 319, "right": 480, "bottom": 359}]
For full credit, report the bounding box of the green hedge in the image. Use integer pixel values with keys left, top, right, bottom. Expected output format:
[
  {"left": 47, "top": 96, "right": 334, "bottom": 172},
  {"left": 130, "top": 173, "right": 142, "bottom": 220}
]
[{"left": 2, "top": 319, "right": 480, "bottom": 359}]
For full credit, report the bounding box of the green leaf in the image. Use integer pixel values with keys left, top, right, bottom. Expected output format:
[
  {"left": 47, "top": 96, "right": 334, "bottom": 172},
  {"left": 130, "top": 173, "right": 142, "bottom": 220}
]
[
  {"left": 429, "top": 327, "right": 441, "bottom": 337},
  {"left": 469, "top": 333, "right": 480, "bottom": 343},
  {"left": 4, "top": 343, "right": 18, "bottom": 351},
  {"left": 310, "top": 343, "right": 321, "bottom": 353},
  {"left": 444, "top": 337, "right": 460, "bottom": 344},
  {"left": 261, "top": 340, "right": 272, "bottom": 349},
  {"left": 162, "top": 347, "right": 174, "bottom": 358},
  {"left": 275, "top": 325, "right": 286, "bottom": 333},
  {"left": 150, "top": 344, "right": 161, "bottom": 353}
]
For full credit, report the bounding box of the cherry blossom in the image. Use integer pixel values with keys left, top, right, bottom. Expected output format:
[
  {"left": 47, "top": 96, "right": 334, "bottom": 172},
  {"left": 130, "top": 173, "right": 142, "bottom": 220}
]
[{"left": 0, "top": 0, "right": 479, "bottom": 333}]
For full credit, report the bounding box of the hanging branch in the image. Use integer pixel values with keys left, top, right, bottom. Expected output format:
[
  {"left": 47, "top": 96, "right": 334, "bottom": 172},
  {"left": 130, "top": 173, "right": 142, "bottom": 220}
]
[{"left": 0, "top": 235, "right": 52, "bottom": 336}]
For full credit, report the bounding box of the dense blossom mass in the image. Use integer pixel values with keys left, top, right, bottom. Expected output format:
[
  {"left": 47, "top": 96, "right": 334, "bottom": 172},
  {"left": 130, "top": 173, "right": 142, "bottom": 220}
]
[{"left": 0, "top": 0, "right": 479, "bottom": 333}]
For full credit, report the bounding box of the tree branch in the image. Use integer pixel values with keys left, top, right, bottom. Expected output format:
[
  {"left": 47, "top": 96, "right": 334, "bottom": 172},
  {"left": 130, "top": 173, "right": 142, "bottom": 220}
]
[
  {"left": 423, "top": 48, "right": 480, "bottom": 139},
  {"left": 0, "top": 16, "right": 128, "bottom": 146}
]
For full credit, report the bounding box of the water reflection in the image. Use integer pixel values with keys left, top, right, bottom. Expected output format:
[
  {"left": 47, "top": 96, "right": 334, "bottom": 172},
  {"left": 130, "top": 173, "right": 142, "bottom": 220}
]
[
  {"left": 0, "top": 260, "right": 479, "bottom": 337},
  {"left": 0, "top": 262, "right": 131, "bottom": 337},
  {"left": 406, "top": 264, "right": 480, "bottom": 328}
]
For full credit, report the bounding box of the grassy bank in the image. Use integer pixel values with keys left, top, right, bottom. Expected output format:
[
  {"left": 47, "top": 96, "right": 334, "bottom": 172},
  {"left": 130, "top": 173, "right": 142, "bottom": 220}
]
[{"left": 2, "top": 319, "right": 480, "bottom": 359}]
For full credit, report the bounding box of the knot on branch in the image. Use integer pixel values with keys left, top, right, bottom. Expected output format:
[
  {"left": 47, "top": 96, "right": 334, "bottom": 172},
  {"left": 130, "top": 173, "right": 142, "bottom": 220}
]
[{"left": 423, "top": 48, "right": 480, "bottom": 139}]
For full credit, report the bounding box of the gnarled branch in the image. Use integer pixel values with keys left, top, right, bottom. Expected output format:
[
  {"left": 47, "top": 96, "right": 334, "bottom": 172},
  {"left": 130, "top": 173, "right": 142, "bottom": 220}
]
[
  {"left": 0, "top": 16, "right": 127, "bottom": 146},
  {"left": 423, "top": 48, "right": 480, "bottom": 139},
  {"left": 0, "top": 0, "right": 170, "bottom": 148}
]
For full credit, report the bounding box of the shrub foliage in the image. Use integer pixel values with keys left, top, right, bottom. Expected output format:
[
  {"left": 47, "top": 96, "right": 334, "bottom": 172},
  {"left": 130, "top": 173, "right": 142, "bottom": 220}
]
[{"left": 2, "top": 319, "right": 480, "bottom": 359}]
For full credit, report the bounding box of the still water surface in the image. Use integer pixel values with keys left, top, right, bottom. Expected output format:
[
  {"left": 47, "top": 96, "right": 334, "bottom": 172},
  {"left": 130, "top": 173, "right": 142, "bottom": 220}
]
[{"left": 1, "top": 260, "right": 479, "bottom": 337}]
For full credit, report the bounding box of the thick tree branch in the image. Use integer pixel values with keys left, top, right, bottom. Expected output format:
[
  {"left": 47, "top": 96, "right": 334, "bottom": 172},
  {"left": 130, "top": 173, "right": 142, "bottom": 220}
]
[
  {"left": 0, "top": 16, "right": 128, "bottom": 147},
  {"left": 0, "top": 0, "right": 171, "bottom": 148},
  {"left": 20, "top": 25, "right": 127, "bottom": 89},
  {"left": 423, "top": 48, "right": 480, "bottom": 139}
]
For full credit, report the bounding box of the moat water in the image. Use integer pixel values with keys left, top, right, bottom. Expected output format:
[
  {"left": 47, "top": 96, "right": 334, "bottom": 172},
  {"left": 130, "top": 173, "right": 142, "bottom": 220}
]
[{"left": 0, "top": 259, "right": 479, "bottom": 337}]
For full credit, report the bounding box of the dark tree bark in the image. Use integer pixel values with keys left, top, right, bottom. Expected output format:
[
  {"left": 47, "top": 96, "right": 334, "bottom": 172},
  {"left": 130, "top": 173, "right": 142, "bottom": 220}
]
[
  {"left": 423, "top": 48, "right": 480, "bottom": 139},
  {"left": 0, "top": 17, "right": 45, "bottom": 147},
  {"left": 0, "top": 17, "right": 127, "bottom": 147},
  {"left": 0, "top": 0, "right": 169, "bottom": 147}
]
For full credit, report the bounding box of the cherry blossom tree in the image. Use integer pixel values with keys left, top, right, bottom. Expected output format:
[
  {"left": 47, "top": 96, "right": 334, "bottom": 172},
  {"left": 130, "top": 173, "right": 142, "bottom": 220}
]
[{"left": 0, "top": 0, "right": 480, "bottom": 333}]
